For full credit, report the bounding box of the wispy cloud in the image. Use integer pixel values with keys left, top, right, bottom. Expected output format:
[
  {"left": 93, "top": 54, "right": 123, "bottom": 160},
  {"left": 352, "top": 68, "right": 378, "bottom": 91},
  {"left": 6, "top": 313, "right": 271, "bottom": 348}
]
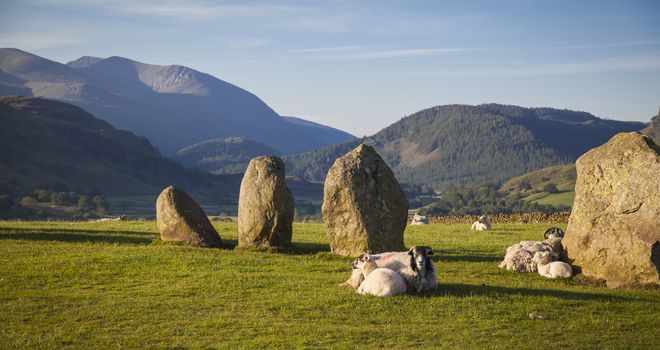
[
  {"left": 0, "top": 33, "right": 82, "bottom": 50},
  {"left": 218, "top": 36, "right": 268, "bottom": 49},
  {"left": 545, "top": 39, "right": 660, "bottom": 51},
  {"left": 29, "top": 0, "right": 312, "bottom": 20},
  {"left": 289, "top": 45, "right": 483, "bottom": 61},
  {"left": 410, "top": 54, "right": 660, "bottom": 77}
]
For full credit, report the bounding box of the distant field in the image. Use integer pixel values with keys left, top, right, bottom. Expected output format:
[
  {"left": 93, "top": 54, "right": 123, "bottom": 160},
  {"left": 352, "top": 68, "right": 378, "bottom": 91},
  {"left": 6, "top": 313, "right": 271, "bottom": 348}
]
[
  {"left": 522, "top": 190, "right": 575, "bottom": 207},
  {"left": 106, "top": 195, "right": 238, "bottom": 218},
  {"left": 0, "top": 221, "right": 658, "bottom": 349}
]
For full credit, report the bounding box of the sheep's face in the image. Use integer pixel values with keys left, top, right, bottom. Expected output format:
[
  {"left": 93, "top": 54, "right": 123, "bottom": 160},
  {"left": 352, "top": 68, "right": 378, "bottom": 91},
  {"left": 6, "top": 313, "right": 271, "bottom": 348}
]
[
  {"left": 478, "top": 216, "right": 486, "bottom": 223},
  {"left": 351, "top": 253, "right": 370, "bottom": 270},
  {"left": 408, "top": 246, "right": 434, "bottom": 272},
  {"left": 532, "top": 251, "right": 552, "bottom": 265}
]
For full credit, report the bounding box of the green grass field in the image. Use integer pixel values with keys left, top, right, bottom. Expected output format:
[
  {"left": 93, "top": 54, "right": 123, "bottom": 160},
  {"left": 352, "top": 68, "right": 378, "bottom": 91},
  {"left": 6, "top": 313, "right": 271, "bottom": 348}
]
[{"left": 0, "top": 221, "right": 658, "bottom": 349}]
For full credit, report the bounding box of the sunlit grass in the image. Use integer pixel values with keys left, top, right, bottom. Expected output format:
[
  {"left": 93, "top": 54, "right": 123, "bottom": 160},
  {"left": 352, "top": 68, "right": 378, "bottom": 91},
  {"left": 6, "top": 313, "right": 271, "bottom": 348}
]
[{"left": 0, "top": 221, "right": 657, "bottom": 349}]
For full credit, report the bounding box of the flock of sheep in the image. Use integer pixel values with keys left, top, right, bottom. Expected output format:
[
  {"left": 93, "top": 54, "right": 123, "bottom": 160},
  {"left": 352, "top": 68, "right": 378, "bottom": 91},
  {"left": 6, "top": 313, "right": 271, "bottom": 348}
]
[{"left": 342, "top": 217, "right": 572, "bottom": 297}]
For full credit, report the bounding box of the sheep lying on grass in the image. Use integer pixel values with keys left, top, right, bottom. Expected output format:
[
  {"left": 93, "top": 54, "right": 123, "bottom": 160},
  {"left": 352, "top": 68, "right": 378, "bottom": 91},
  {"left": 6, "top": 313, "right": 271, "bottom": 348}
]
[
  {"left": 498, "top": 237, "right": 564, "bottom": 273},
  {"left": 471, "top": 216, "right": 491, "bottom": 231},
  {"left": 343, "top": 246, "right": 438, "bottom": 293},
  {"left": 353, "top": 255, "right": 407, "bottom": 297},
  {"left": 532, "top": 251, "right": 572, "bottom": 278}
]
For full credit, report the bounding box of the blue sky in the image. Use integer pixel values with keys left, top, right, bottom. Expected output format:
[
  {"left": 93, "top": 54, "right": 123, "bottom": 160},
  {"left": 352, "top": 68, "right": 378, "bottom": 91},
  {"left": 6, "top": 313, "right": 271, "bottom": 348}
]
[{"left": 1, "top": 0, "right": 659, "bottom": 136}]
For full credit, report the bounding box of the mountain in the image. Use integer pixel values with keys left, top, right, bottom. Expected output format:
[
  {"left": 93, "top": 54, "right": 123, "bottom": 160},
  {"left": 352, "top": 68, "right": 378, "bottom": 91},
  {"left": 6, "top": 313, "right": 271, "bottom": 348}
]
[
  {"left": 282, "top": 116, "right": 356, "bottom": 146},
  {"left": 175, "top": 136, "right": 281, "bottom": 174},
  {"left": 285, "top": 104, "right": 645, "bottom": 188},
  {"left": 0, "top": 48, "right": 352, "bottom": 155},
  {"left": 0, "top": 96, "right": 239, "bottom": 197},
  {"left": 641, "top": 108, "right": 660, "bottom": 144}
]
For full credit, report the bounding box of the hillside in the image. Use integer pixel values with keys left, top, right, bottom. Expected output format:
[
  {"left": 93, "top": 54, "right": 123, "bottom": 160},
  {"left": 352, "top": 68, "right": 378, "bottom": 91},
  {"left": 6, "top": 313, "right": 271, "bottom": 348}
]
[
  {"left": 500, "top": 163, "right": 576, "bottom": 207},
  {"left": 175, "top": 137, "right": 281, "bottom": 174},
  {"left": 282, "top": 116, "right": 356, "bottom": 146},
  {"left": 285, "top": 104, "right": 645, "bottom": 188},
  {"left": 0, "top": 96, "right": 239, "bottom": 197},
  {"left": 641, "top": 108, "right": 660, "bottom": 144},
  {"left": 0, "top": 48, "right": 352, "bottom": 155}
]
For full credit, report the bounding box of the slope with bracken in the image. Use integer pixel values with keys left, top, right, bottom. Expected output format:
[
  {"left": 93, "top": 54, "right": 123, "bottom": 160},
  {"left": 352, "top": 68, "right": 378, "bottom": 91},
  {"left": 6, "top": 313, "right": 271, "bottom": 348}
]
[{"left": 285, "top": 104, "right": 645, "bottom": 189}]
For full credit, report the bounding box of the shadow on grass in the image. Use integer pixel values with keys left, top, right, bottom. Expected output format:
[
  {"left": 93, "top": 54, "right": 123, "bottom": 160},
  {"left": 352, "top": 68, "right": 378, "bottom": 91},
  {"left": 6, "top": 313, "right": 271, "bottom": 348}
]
[
  {"left": 432, "top": 283, "right": 628, "bottom": 301},
  {"left": 0, "top": 227, "right": 155, "bottom": 245},
  {"left": 438, "top": 255, "right": 501, "bottom": 263}
]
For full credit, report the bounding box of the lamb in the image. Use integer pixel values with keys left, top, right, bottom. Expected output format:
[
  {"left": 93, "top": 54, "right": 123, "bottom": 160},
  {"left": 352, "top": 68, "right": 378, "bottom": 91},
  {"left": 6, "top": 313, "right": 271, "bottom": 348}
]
[
  {"left": 471, "top": 216, "right": 491, "bottom": 231},
  {"left": 353, "top": 255, "right": 407, "bottom": 297},
  {"left": 532, "top": 251, "right": 572, "bottom": 278},
  {"left": 498, "top": 238, "right": 562, "bottom": 273},
  {"left": 410, "top": 213, "right": 429, "bottom": 225},
  {"left": 342, "top": 246, "right": 438, "bottom": 293}
]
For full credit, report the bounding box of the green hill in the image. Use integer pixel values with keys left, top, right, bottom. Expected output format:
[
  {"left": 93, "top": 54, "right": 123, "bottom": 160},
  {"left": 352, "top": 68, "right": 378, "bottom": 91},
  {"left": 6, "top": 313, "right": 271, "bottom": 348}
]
[
  {"left": 285, "top": 104, "right": 645, "bottom": 189},
  {"left": 175, "top": 137, "right": 281, "bottom": 175},
  {"left": 499, "top": 163, "right": 576, "bottom": 208},
  {"left": 0, "top": 96, "right": 240, "bottom": 198}
]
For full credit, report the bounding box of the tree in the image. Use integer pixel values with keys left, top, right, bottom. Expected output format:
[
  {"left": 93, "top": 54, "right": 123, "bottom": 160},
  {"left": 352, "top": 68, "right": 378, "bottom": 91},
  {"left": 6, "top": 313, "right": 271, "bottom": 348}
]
[
  {"left": 543, "top": 183, "right": 560, "bottom": 194},
  {"left": 92, "top": 195, "right": 108, "bottom": 214},
  {"left": 0, "top": 194, "right": 14, "bottom": 213},
  {"left": 33, "top": 189, "right": 51, "bottom": 202},
  {"left": 50, "top": 192, "right": 70, "bottom": 206},
  {"left": 77, "top": 195, "right": 95, "bottom": 212}
]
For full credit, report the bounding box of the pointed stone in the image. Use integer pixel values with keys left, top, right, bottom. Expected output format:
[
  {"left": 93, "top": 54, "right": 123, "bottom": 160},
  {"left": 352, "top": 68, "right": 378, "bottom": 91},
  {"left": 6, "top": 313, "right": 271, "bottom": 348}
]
[{"left": 322, "top": 144, "right": 408, "bottom": 256}]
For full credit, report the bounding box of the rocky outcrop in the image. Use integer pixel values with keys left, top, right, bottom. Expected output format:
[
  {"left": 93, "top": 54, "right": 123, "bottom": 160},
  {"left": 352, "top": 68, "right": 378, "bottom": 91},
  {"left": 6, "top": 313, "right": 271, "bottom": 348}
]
[
  {"left": 156, "top": 185, "right": 221, "bottom": 247},
  {"left": 641, "top": 108, "right": 660, "bottom": 145},
  {"left": 237, "top": 156, "right": 294, "bottom": 249},
  {"left": 563, "top": 132, "right": 660, "bottom": 287},
  {"left": 322, "top": 144, "right": 408, "bottom": 256}
]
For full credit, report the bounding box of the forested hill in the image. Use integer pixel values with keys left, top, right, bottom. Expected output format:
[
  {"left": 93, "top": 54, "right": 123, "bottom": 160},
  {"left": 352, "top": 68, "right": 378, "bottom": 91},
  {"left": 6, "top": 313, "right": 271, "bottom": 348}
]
[
  {"left": 0, "top": 96, "right": 239, "bottom": 197},
  {"left": 284, "top": 104, "right": 645, "bottom": 188}
]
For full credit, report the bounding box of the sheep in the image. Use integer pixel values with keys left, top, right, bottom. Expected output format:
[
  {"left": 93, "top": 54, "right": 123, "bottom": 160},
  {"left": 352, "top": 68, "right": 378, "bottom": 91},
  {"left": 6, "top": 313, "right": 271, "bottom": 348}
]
[
  {"left": 471, "top": 215, "right": 491, "bottom": 231},
  {"left": 410, "top": 213, "right": 429, "bottom": 225},
  {"left": 404, "top": 246, "right": 438, "bottom": 293},
  {"left": 498, "top": 238, "right": 563, "bottom": 273},
  {"left": 532, "top": 251, "right": 572, "bottom": 278},
  {"left": 342, "top": 246, "right": 438, "bottom": 293},
  {"left": 353, "top": 255, "right": 407, "bottom": 297}
]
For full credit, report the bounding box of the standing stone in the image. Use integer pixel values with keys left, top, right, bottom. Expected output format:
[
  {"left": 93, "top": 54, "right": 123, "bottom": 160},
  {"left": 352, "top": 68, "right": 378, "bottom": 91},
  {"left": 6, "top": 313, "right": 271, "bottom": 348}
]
[
  {"left": 237, "top": 156, "right": 294, "bottom": 249},
  {"left": 563, "top": 132, "right": 660, "bottom": 287},
  {"left": 156, "top": 185, "right": 221, "bottom": 248},
  {"left": 322, "top": 144, "right": 408, "bottom": 256}
]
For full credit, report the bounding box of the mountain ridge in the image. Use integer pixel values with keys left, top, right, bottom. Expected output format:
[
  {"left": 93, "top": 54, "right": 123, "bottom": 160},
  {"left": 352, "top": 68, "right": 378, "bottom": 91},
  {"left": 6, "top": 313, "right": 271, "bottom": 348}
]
[{"left": 0, "top": 48, "right": 353, "bottom": 155}]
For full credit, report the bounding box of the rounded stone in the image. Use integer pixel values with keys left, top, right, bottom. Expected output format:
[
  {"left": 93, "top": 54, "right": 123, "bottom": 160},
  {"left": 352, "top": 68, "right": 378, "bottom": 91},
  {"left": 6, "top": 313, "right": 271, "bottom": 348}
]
[
  {"left": 156, "top": 185, "right": 221, "bottom": 248},
  {"left": 237, "top": 156, "right": 294, "bottom": 249}
]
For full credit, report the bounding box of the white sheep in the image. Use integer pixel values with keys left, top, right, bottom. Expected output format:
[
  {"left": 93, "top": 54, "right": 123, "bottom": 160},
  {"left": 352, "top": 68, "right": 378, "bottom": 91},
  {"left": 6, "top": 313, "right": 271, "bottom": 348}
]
[
  {"left": 471, "top": 216, "right": 491, "bottom": 231},
  {"left": 498, "top": 238, "right": 562, "bottom": 273},
  {"left": 342, "top": 246, "right": 438, "bottom": 293},
  {"left": 410, "top": 213, "right": 429, "bottom": 225},
  {"left": 532, "top": 251, "right": 572, "bottom": 278},
  {"left": 353, "top": 255, "right": 407, "bottom": 297}
]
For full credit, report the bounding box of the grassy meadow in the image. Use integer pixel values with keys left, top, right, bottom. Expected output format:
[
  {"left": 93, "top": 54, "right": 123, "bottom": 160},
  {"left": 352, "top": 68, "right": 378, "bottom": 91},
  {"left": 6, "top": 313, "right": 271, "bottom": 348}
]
[{"left": 0, "top": 220, "right": 658, "bottom": 349}]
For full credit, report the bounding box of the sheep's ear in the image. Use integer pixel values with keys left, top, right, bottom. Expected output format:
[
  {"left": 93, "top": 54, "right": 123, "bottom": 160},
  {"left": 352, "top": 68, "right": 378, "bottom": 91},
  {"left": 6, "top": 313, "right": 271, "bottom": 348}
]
[
  {"left": 424, "top": 247, "right": 434, "bottom": 256},
  {"left": 408, "top": 247, "right": 416, "bottom": 256}
]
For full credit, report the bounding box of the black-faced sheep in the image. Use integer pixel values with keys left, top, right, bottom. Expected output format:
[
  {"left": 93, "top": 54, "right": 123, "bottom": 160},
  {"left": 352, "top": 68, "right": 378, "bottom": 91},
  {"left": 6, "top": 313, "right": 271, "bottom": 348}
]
[
  {"left": 342, "top": 246, "right": 438, "bottom": 293},
  {"left": 498, "top": 238, "right": 563, "bottom": 273},
  {"left": 353, "top": 255, "right": 407, "bottom": 297}
]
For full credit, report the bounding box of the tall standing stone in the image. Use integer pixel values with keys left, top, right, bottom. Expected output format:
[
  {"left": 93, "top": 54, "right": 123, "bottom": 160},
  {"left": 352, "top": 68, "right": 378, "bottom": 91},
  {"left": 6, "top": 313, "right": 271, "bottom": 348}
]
[
  {"left": 563, "top": 132, "right": 660, "bottom": 287},
  {"left": 322, "top": 144, "right": 408, "bottom": 256},
  {"left": 237, "top": 156, "right": 294, "bottom": 249},
  {"left": 156, "top": 185, "right": 222, "bottom": 248}
]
